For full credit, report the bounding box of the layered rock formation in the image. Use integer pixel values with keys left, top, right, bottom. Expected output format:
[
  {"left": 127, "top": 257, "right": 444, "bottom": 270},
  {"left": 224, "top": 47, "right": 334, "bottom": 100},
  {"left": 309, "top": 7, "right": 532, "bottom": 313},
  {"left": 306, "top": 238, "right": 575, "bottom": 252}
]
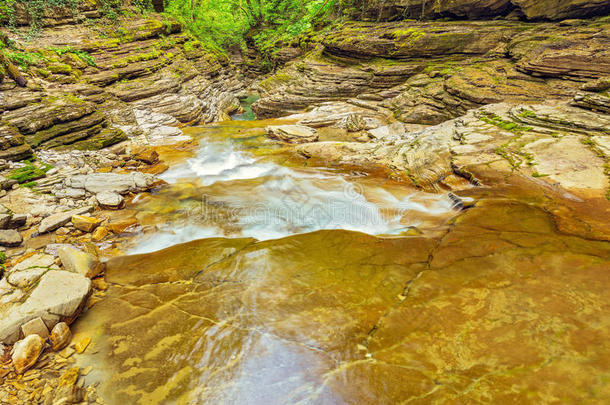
[
  {"left": 253, "top": 18, "right": 609, "bottom": 122},
  {"left": 0, "top": 14, "right": 244, "bottom": 161},
  {"left": 353, "top": 0, "right": 610, "bottom": 21}
]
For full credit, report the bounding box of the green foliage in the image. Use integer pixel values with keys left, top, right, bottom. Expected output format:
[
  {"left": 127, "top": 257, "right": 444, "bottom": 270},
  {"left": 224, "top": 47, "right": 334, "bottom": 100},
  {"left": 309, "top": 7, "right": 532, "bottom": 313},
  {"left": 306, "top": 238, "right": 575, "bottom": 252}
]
[
  {"left": 479, "top": 112, "right": 532, "bottom": 132},
  {"left": 48, "top": 46, "right": 97, "bottom": 66},
  {"left": 163, "top": 0, "right": 337, "bottom": 56},
  {"left": 8, "top": 160, "right": 53, "bottom": 184},
  {"left": 2, "top": 48, "right": 44, "bottom": 69},
  {"left": 0, "top": 251, "right": 5, "bottom": 276}
]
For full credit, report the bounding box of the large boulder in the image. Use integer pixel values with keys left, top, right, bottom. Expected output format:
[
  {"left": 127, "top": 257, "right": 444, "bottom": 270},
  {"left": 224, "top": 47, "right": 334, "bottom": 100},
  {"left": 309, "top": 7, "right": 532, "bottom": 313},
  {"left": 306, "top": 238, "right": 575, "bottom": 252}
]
[{"left": 0, "top": 270, "right": 91, "bottom": 344}]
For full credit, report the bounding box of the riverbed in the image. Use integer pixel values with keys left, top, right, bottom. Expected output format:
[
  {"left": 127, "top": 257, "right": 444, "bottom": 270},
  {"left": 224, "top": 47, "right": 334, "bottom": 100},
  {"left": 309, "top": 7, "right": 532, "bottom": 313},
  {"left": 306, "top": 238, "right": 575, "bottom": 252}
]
[{"left": 72, "top": 119, "right": 610, "bottom": 404}]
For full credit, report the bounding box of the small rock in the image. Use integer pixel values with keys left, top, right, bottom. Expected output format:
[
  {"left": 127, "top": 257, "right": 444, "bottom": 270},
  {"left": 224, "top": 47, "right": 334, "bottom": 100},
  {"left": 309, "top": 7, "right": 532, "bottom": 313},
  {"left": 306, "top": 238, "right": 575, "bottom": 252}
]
[
  {"left": 11, "top": 334, "right": 44, "bottom": 374},
  {"left": 92, "top": 278, "right": 108, "bottom": 290},
  {"left": 12, "top": 253, "right": 56, "bottom": 272},
  {"left": 59, "top": 346, "right": 75, "bottom": 358},
  {"left": 134, "top": 148, "right": 159, "bottom": 164},
  {"left": 139, "top": 161, "right": 169, "bottom": 175},
  {"left": 49, "top": 322, "right": 72, "bottom": 351},
  {"left": 57, "top": 246, "right": 104, "bottom": 279},
  {"left": 20, "top": 317, "right": 49, "bottom": 339},
  {"left": 91, "top": 226, "right": 109, "bottom": 242},
  {"left": 71, "top": 215, "right": 101, "bottom": 233},
  {"left": 345, "top": 113, "right": 367, "bottom": 132},
  {"left": 7, "top": 268, "right": 47, "bottom": 288},
  {"left": 96, "top": 191, "right": 124, "bottom": 210},
  {"left": 0, "top": 230, "right": 23, "bottom": 247},
  {"left": 7, "top": 214, "right": 27, "bottom": 229},
  {"left": 74, "top": 336, "right": 91, "bottom": 354},
  {"left": 107, "top": 217, "right": 138, "bottom": 234},
  {"left": 0, "top": 214, "right": 11, "bottom": 229},
  {"left": 55, "top": 227, "right": 70, "bottom": 236},
  {"left": 265, "top": 125, "right": 319, "bottom": 144}
]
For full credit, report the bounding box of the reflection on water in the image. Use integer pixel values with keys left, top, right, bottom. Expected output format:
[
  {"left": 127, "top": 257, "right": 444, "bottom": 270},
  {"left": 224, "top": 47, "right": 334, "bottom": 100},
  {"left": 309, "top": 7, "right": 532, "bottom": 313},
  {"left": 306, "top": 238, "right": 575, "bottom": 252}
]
[{"left": 128, "top": 123, "right": 456, "bottom": 253}]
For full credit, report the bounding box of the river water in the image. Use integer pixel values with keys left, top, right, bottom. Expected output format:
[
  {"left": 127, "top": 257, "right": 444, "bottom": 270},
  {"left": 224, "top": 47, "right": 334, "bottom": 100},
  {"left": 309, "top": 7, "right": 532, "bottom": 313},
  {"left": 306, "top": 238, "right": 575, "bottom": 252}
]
[{"left": 73, "top": 119, "right": 610, "bottom": 404}]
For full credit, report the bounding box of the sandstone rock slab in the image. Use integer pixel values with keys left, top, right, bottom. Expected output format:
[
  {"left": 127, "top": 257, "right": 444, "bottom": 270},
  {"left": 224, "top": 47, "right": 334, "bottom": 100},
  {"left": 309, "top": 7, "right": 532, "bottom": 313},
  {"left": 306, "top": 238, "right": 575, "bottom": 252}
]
[{"left": 38, "top": 206, "right": 94, "bottom": 234}]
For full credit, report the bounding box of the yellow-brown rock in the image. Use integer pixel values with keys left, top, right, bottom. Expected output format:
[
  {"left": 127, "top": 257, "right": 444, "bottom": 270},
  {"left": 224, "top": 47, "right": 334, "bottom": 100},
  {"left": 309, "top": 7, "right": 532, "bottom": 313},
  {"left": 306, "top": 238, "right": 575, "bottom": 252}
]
[
  {"left": 107, "top": 218, "right": 138, "bottom": 234},
  {"left": 49, "top": 322, "right": 72, "bottom": 351},
  {"left": 133, "top": 147, "right": 160, "bottom": 165},
  {"left": 71, "top": 215, "right": 101, "bottom": 233},
  {"left": 138, "top": 161, "right": 169, "bottom": 175},
  {"left": 11, "top": 334, "right": 44, "bottom": 374},
  {"left": 91, "top": 226, "right": 109, "bottom": 242}
]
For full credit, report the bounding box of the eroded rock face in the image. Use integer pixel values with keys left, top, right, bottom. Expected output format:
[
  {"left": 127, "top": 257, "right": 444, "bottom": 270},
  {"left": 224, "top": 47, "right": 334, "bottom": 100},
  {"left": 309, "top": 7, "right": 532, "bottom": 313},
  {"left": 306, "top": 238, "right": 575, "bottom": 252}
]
[
  {"left": 254, "top": 19, "right": 608, "bottom": 120},
  {"left": 294, "top": 101, "right": 610, "bottom": 199},
  {"left": 0, "top": 15, "right": 244, "bottom": 161},
  {"left": 514, "top": 0, "right": 610, "bottom": 20},
  {"left": 353, "top": 0, "right": 610, "bottom": 21}
]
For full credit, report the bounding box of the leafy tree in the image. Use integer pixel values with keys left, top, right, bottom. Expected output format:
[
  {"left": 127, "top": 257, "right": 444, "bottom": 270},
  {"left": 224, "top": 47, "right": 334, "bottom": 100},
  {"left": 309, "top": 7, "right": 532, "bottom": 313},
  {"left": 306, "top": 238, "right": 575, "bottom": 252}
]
[{"left": 164, "top": 0, "right": 337, "bottom": 52}]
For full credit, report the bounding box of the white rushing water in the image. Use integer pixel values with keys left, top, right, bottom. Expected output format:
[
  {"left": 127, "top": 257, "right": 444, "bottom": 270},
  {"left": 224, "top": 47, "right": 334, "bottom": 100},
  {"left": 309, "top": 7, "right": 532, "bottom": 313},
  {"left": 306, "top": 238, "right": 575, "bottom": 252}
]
[{"left": 130, "top": 135, "right": 456, "bottom": 254}]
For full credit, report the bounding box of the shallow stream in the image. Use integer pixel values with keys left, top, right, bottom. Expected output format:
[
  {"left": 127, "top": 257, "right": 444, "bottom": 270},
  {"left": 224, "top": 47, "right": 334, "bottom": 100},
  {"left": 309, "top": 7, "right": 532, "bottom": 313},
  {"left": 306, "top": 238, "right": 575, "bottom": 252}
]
[{"left": 73, "top": 119, "right": 610, "bottom": 404}]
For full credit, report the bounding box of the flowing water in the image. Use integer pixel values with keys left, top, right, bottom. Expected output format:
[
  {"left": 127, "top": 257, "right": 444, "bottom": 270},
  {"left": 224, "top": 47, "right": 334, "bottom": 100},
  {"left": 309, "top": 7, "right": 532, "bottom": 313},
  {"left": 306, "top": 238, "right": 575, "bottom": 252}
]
[{"left": 73, "top": 119, "right": 610, "bottom": 404}]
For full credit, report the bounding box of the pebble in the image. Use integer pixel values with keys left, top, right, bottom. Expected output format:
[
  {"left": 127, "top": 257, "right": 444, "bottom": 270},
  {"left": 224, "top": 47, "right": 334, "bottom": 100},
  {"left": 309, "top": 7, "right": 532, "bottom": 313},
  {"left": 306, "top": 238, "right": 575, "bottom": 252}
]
[{"left": 50, "top": 322, "right": 72, "bottom": 351}]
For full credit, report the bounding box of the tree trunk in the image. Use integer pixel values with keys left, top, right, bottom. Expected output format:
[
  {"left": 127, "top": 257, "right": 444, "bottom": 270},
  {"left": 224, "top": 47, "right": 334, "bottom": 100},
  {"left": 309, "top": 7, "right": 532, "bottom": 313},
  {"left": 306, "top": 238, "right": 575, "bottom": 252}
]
[{"left": 0, "top": 34, "right": 28, "bottom": 87}]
